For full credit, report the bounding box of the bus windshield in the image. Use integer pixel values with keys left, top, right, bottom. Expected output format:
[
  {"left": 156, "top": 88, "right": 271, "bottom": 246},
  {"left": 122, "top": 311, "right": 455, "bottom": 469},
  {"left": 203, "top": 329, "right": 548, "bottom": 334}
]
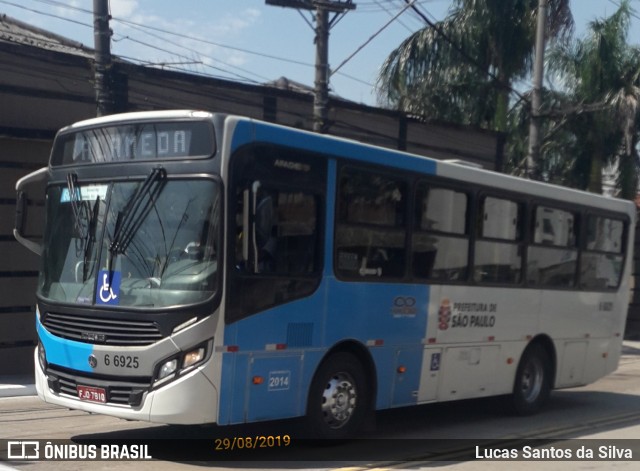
[{"left": 38, "top": 177, "right": 220, "bottom": 309}]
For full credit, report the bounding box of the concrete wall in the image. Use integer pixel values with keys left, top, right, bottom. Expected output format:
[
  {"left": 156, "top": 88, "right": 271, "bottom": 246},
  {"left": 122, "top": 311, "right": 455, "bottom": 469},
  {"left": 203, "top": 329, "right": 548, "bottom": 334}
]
[{"left": 0, "top": 138, "right": 50, "bottom": 375}]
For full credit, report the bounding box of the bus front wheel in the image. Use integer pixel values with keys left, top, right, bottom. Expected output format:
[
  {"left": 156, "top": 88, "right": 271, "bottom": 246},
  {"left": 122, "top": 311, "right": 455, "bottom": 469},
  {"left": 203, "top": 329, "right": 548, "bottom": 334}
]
[
  {"left": 307, "top": 352, "right": 368, "bottom": 439},
  {"left": 511, "top": 343, "right": 552, "bottom": 415}
]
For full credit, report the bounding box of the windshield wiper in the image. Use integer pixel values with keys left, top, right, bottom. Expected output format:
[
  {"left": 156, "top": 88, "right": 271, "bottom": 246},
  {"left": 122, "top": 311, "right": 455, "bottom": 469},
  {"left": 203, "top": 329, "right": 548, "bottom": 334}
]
[
  {"left": 66, "top": 173, "right": 86, "bottom": 240},
  {"left": 108, "top": 167, "right": 167, "bottom": 271},
  {"left": 82, "top": 196, "right": 101, "bottom": 282},
  {"left": 67, "top": 173, "right": 102, "bottom": 281}
]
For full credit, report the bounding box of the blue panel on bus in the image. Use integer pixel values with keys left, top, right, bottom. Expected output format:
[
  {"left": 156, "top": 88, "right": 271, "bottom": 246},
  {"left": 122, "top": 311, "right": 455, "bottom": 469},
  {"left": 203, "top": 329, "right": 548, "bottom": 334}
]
[
  {"left": 230, "top": 120, "right": 437, "bottom": 176},
  {"left": 324, "top": 279, "right": 429, "bottom": 345},
  {"left": 218, "top": 279, "right": 431, "bottom": 420},
  {"left": 324, "top": 279, "right": 429, "bottom": 409},
  {"left": 392, "top": 347, "right": 424, "bottom": 407},
  {"left": 219, "top": 287, "right": 327, "bottom": 424},
  {"left": 246, "top": 355, "right": 302, "bottom": 422},
  {"left": 229, "top": 119, "right": 254, "bottom": 153},
  {"left": 221, "top": 351, "right": 252, "bottom": 425},
  {"left": 37, "top": 318, "right": 94, "bottom": 373},
  {"left": 223, "top": 293, "right": 325, "bottom": 351}
]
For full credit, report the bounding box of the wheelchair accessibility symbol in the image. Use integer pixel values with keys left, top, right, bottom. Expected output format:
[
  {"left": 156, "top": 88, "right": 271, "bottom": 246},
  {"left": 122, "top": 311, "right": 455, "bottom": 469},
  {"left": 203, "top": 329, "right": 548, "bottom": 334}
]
[{"left": 96, "top": 270, "right": 121, "bottom": 305}]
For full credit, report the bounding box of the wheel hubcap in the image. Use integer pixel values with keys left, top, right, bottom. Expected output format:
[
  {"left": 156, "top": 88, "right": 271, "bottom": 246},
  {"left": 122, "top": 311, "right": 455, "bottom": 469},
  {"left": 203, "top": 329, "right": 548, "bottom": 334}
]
[
  {"left": 521, "top": 358, "right": 543, "bottom": 403},
  {"left": 321, "top": 372, "right": 357, "bottom": 429}
]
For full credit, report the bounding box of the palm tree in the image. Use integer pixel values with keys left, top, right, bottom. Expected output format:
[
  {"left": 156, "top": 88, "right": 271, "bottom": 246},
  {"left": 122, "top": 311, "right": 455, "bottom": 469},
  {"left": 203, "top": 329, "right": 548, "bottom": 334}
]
[
  {"left": 609, "top": 53, "right": 640, "bottom": 199},
  {"left": 506, "top": 89, "right": 581, "bottom": 185},
  {"left": 376, "top": 0, "right": 573, "bottom": 132},
  {"left": 544, "top": 0, "right": 640, "bottom": 197}
]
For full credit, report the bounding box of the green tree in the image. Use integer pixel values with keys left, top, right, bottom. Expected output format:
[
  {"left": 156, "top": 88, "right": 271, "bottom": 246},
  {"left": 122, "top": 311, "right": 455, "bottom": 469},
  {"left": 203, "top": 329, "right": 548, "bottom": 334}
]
[
  {"left": 376, "top": 0, "right": 573, "bottom": 132},
  {"left": 537, "top": 0, "right": 640, "bottom": 197},
  {"left": 507, "top": 89, "right": 580, "bottom": 185}
]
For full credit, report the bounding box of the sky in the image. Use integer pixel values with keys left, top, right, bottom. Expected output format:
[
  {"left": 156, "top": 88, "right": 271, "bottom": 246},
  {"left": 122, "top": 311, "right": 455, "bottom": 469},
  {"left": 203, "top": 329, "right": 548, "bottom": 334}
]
[{"left": 0, "top": 0, "right": 639, "bottom": 106}]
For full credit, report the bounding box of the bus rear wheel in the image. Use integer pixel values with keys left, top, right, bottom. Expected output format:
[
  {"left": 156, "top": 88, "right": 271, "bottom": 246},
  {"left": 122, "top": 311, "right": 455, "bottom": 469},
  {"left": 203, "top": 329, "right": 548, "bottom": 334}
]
[
  {"left": 307, "top": 352, "right": 368, "bottom": 439},
  {"left": 511, "top": 343, "right": 552, "bottom": 415}
]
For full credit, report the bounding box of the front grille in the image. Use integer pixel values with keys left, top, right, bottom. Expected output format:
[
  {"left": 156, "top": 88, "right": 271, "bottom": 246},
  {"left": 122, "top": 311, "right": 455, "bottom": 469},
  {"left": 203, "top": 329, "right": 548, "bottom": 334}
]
[
  {"left": 42, "top": 311, "right": 163, "bottom": 346},
  {"left": 47, "top": 366, "right": 151, "bottom": 406}
]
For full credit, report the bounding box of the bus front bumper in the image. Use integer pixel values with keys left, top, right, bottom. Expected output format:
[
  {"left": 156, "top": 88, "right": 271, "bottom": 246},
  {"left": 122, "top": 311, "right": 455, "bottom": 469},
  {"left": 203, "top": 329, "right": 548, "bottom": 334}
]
[{"left": 34, "top": 349, "right": 219, "bottom": 425}]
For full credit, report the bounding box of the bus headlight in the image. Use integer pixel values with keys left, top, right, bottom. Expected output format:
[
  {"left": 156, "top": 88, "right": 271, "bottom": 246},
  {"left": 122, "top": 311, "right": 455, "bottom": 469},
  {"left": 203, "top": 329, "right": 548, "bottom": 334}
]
[
  {"left": 153, "top": 342, "right": 210, "bottom": 387},
  {"left": 158, "top": 359, "right": 178, "bottom": 381},
  {"left": 183, "top": 347, "right": 205, "bottom": 369}
]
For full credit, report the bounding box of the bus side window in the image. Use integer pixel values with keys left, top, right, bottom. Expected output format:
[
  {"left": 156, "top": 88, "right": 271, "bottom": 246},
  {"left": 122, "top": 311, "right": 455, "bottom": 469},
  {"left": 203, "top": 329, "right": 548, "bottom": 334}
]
[
  {"left": 236, "top": 182, "right": 319, "bottom": 276},
  {"left": 412, "top": 183, "right": 469, "bottom": 282},
  {"left": 474, "top": 196, "right": 523, "bottom": 284},
  {"left": 527, "top": 206, "right": 578, "bottom": 288},
  {"left": 335, "top": 167, "right": 407, "bottom": 279},
  {"left": 580, "top": 215, "right": 625, "bottom": 290}
]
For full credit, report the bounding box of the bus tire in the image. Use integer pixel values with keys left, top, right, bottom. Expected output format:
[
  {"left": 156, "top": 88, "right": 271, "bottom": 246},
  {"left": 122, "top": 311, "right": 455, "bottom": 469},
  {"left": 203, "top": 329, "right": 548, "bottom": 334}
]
[
  {"left": 511, "top": 343, "right": 552, "bottom": 415},
  {"left": 307, "top": 352, "right": 368, "bottom": 439}
]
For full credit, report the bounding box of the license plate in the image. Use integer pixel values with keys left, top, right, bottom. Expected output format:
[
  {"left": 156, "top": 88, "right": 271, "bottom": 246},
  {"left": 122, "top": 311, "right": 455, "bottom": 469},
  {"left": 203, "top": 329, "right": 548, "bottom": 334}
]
[{"left": 77, "top": 385, "right": 107, "bottom": 403}]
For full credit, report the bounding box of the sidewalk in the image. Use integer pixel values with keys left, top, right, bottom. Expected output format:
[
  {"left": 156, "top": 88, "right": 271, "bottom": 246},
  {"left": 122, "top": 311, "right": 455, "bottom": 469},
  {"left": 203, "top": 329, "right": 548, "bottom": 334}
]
[
  {"left": 0, "top": 375, "right": 36, "bottom": 398},
  {"left": 622, "top": 339, "right": 640, "bottom": 354}
]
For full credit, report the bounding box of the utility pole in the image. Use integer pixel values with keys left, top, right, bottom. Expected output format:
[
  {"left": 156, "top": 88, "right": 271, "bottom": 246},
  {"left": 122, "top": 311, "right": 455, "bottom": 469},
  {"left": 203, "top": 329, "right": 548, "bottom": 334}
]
[
  {"left": 266, "top": 0, "right": 356, "bottom": 133},
  {"left": 526, "top": 0, "right": 547, "bottom": 179},
  {"left": 93, "top": 0, "right": 113, "bottom": 116},
  {"left": 314, "top": 5, "right": 330, "bottom": 133}
]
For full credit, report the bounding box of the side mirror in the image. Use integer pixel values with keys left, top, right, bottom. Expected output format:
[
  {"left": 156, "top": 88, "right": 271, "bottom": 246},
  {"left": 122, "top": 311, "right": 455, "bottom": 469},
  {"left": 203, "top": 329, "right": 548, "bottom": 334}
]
[{"left": 14, "top": 167, "right": 48, "bottom": 255}]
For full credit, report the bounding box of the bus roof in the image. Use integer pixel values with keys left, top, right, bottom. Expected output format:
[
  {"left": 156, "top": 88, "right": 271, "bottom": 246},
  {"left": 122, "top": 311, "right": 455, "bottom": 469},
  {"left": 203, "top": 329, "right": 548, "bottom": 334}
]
[
  {"left": 58, "top": 110, "right": 214, "bottom": 133},
  {"left": 56, "top": 110, "right": 636, "bottom": 218},
  {"left": 231, "top": 115, "right": 636, "bottom": 218}
]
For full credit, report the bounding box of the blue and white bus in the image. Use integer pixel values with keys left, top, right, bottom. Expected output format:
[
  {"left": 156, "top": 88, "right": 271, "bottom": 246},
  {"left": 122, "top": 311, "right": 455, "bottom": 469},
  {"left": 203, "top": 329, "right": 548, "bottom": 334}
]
[{"left": 15, "top": 110, "right": 635, "bottom": 439}]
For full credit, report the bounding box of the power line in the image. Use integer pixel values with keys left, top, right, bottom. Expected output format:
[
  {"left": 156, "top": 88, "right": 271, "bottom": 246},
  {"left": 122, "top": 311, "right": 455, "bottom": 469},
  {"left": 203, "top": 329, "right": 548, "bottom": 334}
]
[
  {"left": 31, "top": 0, "right": 92, "bottom": 15},
  {"left": 114, "top": 21, "right": 271, "bottom": 83},
  {"left": 372, "top": 0, "right": 414, "bottom": 33},
  {"left": 608, "top": 0, "right": 640, "bottom": 23},
  {"left": 0, "top": 0, "right": 289, "bottom": 85},
  {"left": 1, "top": 0, "right": 376, "bottom": 91},
  {"left": 112, "top": 17, "right": 315, "bottom": 70},
  {"left": 111, "top": 12, "right": 375, "bottom": 87},
  {"left": 0, "top": 0, "right": 312, "bottom": 80},
  {"left": 0, "top": 0, "right": 93, "bottom": 29},
  {"left": 332, "top": 0, "right": 417, "bottom": 77},
  {"left": 115, "top": 34, "right": 264, "bottom": 84}
]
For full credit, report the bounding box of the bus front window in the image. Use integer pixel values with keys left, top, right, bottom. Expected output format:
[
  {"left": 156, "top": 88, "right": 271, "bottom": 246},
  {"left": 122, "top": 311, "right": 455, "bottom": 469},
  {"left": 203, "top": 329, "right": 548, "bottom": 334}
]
[{"left": 39, "top": 179, "right": 220, "bottom": 308}]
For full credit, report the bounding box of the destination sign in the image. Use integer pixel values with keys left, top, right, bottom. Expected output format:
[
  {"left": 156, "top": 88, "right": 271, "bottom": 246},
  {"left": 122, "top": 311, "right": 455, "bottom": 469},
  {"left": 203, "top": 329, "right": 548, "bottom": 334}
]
[{"left": 51, "top": 121, "right": 214, "bottom": 166}]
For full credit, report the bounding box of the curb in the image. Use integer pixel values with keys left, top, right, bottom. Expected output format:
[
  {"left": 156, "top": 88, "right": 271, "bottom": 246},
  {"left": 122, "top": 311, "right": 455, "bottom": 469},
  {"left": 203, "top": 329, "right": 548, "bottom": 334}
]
[{"left": 0, "top": 376, "right": 36, "bottom": 398}]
